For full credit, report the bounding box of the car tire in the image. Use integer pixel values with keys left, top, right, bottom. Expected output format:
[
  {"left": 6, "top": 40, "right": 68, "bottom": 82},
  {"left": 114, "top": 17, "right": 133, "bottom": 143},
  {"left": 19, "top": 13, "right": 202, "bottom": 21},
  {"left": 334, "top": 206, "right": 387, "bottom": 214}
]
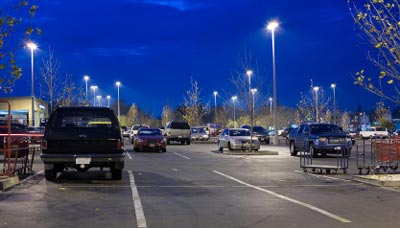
[
  {"left": 111, "top": 169, "right": 122, "bottom": 180},
  {"left": 162, "top": 148, "right": 166, "bottom": 153},
  {"left": 289, "top": 141, "right": 298, "bottom": 156},
  {"left": 186, "top": 140, "right": 191, "bottom": 145},
  {"left": 44, "top": 169, "right": 57, "bottom": 181},
  {"left": 180, "top": 140, "right": 185, "bottom": 145},
  {"left": 228, "top": 142, "right": 233, "bottom": 151},
  {"left": 310, "top": 144, "right": 318, "bottom": 158}
]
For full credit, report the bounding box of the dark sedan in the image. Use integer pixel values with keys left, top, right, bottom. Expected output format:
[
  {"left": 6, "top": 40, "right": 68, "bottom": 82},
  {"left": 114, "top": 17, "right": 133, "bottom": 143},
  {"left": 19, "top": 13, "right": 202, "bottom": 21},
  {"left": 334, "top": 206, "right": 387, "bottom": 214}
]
[
  {"left": 134, "top": 128, "right": 166, "bottom": 152},
  {"left": 240, "top": 125, "right": 270, "bottom": 144}
]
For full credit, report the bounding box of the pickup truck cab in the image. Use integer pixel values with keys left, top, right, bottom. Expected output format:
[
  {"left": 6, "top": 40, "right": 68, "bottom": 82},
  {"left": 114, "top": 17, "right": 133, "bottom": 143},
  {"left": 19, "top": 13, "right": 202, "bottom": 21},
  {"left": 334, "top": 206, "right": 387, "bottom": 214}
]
[
  {"left": 288, "top": 123, "right": 353, "bottom": 157},
  {"left": 359, "top": 126, "right": 389, "bottom": 139},
  {"left": 40, "top": 107, "right": 125, "bottom": 180}
]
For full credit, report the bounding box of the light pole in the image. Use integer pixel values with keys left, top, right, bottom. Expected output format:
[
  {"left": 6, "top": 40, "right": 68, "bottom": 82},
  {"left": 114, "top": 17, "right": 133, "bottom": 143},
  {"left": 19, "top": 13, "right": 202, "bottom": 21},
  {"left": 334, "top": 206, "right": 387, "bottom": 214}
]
[
  {"left": 246, "top": 70, "right": 253, "bottom": 140},
  {"left": 213, "top": 91, "right": 218, "bottom": 123},
  {"left": 251, "top": 89, "right": 257, "bottom": 125},
  {"left": 107, "top": 95, "right": 111, "bottom": 107},
  {"left": 267, "top": 20, "right": 279, "bottom": 144},
  {"left": 116, "top": 81, "right": 121, "bottom": 120},
  {"left": 313, "top": 86, "right": 319, "bottom": 123},
  {"left": 84, "top": 75, "right": 89, "bottom": 105},
  {"left": 90, "top": 85, "right": 97, "bottom": 106},
  {"left": 331, "top": 83, "right": 336, "bottom": 125},
  {"left": 96, "top": 95, "right": 102, "bottom": 107},
  {"left": 269, "top": 97, "right": 273, "bottom": 114},
  {"left": 27, "top": 42, "right": 37, "bottom": 126},
  {"left": 231, "top": 96, "right": 237, "bottom": 128}
]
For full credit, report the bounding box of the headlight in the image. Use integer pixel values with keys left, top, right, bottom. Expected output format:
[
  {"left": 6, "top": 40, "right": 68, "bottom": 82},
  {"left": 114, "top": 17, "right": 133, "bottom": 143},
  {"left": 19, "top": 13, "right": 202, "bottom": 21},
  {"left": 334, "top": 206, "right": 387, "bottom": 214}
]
[
  {"left": 318, "top": 137, "right": 327, "bottom": 142},
  {"left": 346, "top": 138, "right": 352, "bottom": 142}
]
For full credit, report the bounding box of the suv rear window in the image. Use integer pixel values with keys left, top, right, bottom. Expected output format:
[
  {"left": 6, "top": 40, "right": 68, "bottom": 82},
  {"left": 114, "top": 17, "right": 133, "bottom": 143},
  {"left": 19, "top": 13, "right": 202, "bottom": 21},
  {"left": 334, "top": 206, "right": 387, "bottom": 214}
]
[
  {"left": 48, "top": 109, "right": 115, "bottom": 129},
  {"left": 170, "top": 122, "right": 190, "bottom": 129}
]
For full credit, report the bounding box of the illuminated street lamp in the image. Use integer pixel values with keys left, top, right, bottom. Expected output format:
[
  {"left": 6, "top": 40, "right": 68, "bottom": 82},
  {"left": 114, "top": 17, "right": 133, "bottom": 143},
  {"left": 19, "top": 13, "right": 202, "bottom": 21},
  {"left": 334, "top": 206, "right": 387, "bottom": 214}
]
[
  {"left": 84, "top": 75, "right": 89, "bottom": 105},
  {"left": 331, "top": 83, "right": 336, "bottom": 124},
  {"left": 213, "top": 91, "right": 218, "bottom": 123},
  {"left": 251, "top": 88, "right": 257, "bottom": 125},
  {"left": 246, "top": 69, "right": 253, "bottom": 139},
  {"left": 27, "top": 42, "right": 38, "bottom": 126},
  {"left": 116, "top": 81, "right": 121, "bottom": 120},
  {"left": 96, "top": 95, "right": 102, "bottom": 107},
  {"left": 313, "top": 86, "right": 319, "bottom": 123},
  {"left": 107, "top": 95, "right": 111, "bottom": 107},
  {"left": 267, "top": 20, "right": 279, "bottom": 144},
  {"left": 90, "top": 85, "right": 98, "bottom": 106},
  {"left": 231, "top": 96, "right": 237, "bottom": 128},
  {"left": 269, "top": 97, "right": 273, "bottom": 114}
]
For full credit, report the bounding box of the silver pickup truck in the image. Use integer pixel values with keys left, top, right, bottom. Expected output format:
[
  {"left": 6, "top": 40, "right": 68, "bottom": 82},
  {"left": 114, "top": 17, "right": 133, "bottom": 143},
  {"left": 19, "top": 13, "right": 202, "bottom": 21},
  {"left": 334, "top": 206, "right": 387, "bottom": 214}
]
[{"left": 164, "top": 121, "right": 191, "bottom": 145}]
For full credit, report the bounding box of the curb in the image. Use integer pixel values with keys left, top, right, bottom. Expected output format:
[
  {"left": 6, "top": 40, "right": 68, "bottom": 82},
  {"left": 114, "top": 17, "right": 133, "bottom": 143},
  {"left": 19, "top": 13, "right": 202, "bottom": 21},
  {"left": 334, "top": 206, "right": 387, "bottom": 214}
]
[
  {"left": 0, "top": 176, "right": 20, "bottom": 191},
  {"left": 211, "top": 150, "right": 279, "bottom": 155},
  {"left": 353, "top": 174, "right": 400, "bottom": 187}
]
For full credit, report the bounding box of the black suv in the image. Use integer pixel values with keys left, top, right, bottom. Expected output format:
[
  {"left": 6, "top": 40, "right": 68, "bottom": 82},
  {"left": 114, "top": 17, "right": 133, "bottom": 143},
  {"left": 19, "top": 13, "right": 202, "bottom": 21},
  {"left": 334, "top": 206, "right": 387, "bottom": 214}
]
[
  {"left": 240, "top": 125, "right": 270, "bottom": 144},
  {"left": 40, "top": 107, "right": 125, "bottom": 180}
]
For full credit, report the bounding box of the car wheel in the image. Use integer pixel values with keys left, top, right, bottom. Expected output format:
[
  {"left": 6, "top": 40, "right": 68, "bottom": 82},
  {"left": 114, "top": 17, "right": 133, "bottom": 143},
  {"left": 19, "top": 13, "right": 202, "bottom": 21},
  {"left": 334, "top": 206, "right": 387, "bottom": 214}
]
[
  {"left": 186, "top": 140, "right": 191, "bottom": 145},
  {"left": 111, "top": 169, "right": 122, "bottom": 180},
  {"left": 162, "top": 148, "right": 166, "bottom": 152},
  {"left": 44, "top": 168, "right": 57, "bottom": 181},
  {"left": 166, "top": 139, "right": 170, "bottom": 145},
  {"left": 228, "top": 142, "right": 233, "bottom": 151},
  {"left": 289, "top": 141, "right": 297, "bottom": 156}
]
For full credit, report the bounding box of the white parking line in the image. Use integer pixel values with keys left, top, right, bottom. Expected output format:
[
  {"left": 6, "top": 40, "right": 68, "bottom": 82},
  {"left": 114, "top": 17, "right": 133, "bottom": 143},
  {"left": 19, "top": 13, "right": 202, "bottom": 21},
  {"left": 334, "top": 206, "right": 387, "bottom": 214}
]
[
  {"left": 128, "top": 170, "right": 147, "bottom": 228},
  {"left": 125, "top": 151, "right": 132, "bottom": 160},
  {"left": 213, "top": 170, "right": 352, "bottom": 223},
  {"left": 293, "top": 170, "right": 352, "bottom": 182},
  {"left": 173, "top": 152, "right": 191, "bottom": 160}
]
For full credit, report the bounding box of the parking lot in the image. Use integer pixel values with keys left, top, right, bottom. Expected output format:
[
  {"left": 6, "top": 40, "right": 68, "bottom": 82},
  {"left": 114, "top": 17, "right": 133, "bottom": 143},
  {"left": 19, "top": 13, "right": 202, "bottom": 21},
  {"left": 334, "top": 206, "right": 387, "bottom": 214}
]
[{"left": 1, "top": 139, "right": 400, "bottom": 228}]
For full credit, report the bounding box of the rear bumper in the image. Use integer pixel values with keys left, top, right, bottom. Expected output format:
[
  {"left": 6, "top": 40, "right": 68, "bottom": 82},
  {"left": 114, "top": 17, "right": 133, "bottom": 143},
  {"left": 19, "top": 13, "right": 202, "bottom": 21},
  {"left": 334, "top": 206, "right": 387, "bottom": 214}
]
[{"left": 40, "top": 153, "right": 125, "bottom": 163}]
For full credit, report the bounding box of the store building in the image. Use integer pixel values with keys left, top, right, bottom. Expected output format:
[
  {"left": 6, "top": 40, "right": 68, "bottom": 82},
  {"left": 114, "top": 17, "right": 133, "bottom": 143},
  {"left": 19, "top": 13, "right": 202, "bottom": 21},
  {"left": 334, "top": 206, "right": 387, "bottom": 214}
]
[{"left": 0, "top": 96, "right": 49, "bottom": 126}]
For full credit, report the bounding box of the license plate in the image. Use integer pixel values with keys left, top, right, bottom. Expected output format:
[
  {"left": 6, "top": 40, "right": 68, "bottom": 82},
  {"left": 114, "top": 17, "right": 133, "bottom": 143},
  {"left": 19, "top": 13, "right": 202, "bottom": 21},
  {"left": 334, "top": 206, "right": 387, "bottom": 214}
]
[
  {"left": 76, "top": 157, "right": 91, "bottom": 165},
  {"left": 150, "top": 144, "right": 155, "bottom": 147}
]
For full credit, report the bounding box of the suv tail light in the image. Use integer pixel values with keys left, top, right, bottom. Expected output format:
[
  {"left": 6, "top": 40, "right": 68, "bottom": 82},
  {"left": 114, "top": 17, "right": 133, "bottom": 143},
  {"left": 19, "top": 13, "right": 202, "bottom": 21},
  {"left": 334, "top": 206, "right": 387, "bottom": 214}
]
[
  {"left": 41, "top": 139, "right": 47, "bottom": 150},
  {"left": 118, "top": 140, "right": 124, "bottom": 150}
]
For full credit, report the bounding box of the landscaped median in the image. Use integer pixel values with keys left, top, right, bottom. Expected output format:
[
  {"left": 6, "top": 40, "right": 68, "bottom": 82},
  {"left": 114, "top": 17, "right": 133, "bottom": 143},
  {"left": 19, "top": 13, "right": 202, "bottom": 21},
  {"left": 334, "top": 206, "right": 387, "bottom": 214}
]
[
  {"left": 353, "top": 174, "right": 400, "bottom": 187},
  {"left": 211, "top": 149, "right": 279, "bottom": 155}
]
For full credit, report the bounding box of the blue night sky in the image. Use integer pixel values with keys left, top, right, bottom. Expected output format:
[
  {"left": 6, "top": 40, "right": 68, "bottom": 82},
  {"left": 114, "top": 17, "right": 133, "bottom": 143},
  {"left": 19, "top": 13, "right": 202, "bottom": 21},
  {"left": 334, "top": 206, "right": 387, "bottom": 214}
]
[{"left": 5, "top": 0, "right": 384, "bottom": 115}]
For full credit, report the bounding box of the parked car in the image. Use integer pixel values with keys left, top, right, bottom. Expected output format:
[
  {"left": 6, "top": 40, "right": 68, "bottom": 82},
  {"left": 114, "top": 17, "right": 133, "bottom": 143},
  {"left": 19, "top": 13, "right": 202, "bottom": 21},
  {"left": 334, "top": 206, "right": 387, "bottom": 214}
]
[
  {"left": 359, "top": 126, "right": 389, "bottom": 139},
  {"left": 133, "top": 128, "right": 166, "bottom": 152},
  {"left": 27, "top": 126, "right": 44, "bottom": 144},
  {"left": 217, "top": 128, "right": 260, "bottom": 151},
  {"left": 0, "top": 122, "right": 30, "bottom": 157},
  {"left": 164, "top": 121, "right": 191, "bottom": 145},
  {"left": 130, "top": 124, "right": 150, "bottom": 143},
  {"left": 240, "top": 125, "right": 270, "bottom": 144},
  {"left": 40, "top": 107, "right": 125, "bottom": 181},
  {"left": 288, "top": 123, "right": 353, "bottom": 157},
  {"left": 121, "top": 126, "right": 130, "bottom": 138},
  {"left": 191, "top": 127, "right": 209, "bottom": 141}
]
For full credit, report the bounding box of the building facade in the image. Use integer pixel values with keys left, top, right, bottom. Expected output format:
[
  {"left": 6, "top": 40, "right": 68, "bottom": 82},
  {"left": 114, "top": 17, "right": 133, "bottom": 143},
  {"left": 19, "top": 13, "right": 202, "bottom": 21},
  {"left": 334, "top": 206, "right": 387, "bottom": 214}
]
[{"left": 0, "top": 96, "right": 49, "bottom": 126}]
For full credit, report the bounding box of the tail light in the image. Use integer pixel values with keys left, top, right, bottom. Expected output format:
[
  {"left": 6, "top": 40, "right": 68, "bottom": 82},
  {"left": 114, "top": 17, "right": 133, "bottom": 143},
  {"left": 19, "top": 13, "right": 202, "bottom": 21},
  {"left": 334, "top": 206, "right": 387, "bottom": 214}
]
[{"left": 118, "top": 139, "right": 124, "bottom": 150}]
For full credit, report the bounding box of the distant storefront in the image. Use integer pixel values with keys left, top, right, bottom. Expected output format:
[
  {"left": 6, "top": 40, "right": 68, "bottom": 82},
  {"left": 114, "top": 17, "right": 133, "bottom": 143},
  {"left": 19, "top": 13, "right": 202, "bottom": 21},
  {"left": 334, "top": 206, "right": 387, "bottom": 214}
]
[{"left": 0, "top": 96, "right": 49, "bottom": 126}]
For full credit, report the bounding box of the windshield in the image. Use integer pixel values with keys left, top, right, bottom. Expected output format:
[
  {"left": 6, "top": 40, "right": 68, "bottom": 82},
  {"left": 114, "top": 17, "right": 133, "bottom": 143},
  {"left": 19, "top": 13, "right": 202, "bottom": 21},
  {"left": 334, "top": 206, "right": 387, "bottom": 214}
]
[
  {"left": 138, "top": 129, "right": 162, "bottom": 136},
  {"left": 229, "top": 129, "right": 250, "bottom": 136},
  {"left": 310, "top": 125, "right": 340, "bottom": 134}
]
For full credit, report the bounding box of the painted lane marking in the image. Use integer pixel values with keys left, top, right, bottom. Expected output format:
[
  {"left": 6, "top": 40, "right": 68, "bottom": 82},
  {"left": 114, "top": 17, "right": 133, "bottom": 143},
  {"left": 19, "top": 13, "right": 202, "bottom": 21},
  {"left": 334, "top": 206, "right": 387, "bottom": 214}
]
[
  {"left": 294, "top": 170, "right": 352, "bottom": 182},
  {"left": 173, "top": 152, "right": 191, "bottom": 160},
  {"left": 125, "top": 151, "right": 132, "bottom": 159},
  {"left": 213, "top": 170, "right": 352, "bottom": 223},
  {"left": 128, "top": 170, "right": 147, "bottom": 228}
]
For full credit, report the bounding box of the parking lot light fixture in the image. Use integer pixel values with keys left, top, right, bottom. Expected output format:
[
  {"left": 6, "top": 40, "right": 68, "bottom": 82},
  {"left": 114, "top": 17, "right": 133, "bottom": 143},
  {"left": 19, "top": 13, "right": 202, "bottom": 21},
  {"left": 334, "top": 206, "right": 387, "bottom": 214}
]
[
  {"left": 27, "top": 41, "right": 38, "bottom": 126},
  {"left": 231, "top": 96, "right": 237, "bottom": 128},
  {"left": 313, "top": 86, "right": 319, "bottom": 123},
  {"left": 84, "top": 75, "right": 90, "bottom": 105},
  {"left": 213, "top": 91, "right": 218, "bottom": 124},
  {"left": 267, "top": 20, "right": 279, "bottom": 145},
  {"left": 331, "top": 83, "right": 336, "bottom": 124},
  {"left": 107, "top": 95, "right": 111, "bottom": 107},
  {"left": 90, "top": 85, "right": 98, "bottom": 106},
  {"left": 116, "top": 81, "right": 121, "bottom": 120}
]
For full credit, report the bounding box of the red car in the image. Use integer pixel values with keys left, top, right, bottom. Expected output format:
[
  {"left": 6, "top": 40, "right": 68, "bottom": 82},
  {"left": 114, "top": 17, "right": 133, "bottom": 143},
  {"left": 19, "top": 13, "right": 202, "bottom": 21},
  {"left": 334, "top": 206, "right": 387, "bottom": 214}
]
[
  {"left": 0, "top": 123, "right": 30, "bottom": 158},
  {"left": 134, "top": 128, "right": 166, "bottom": 152}
]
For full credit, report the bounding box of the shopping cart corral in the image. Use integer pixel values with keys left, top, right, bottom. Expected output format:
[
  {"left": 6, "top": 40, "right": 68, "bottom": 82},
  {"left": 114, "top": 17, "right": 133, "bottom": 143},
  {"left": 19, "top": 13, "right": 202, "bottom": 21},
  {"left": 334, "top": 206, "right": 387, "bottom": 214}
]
[
  {"left": 300, "top": 146, "right": 349, "bottom": 174},
  {"left": 356, "top": 138, "right": 400, "bottom": 175}
]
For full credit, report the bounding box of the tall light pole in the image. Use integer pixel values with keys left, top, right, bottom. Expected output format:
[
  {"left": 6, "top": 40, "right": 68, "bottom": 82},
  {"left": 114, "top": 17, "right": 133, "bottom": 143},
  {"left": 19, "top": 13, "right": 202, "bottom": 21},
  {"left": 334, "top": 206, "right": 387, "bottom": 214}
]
[
  {"left": 231, "top": 96, "right": 237, "bottom": 128},
  {"left": 84, "top": 75, "right": 89, "bottom": 105},
  {"left": 267, "top": 20, "right": 279, "bottom": 144},
  {"left": 246, "top": 70, "right": 253, "bottom": 141},
  {"left": 269, "top": 97, "right": 273, "bottom": 114},
  {"left": 251, "top": 89, "right": 257, "bottom": 125},
  {"left": 96, "top": 95, "right": 102, "bottom": 107},
  {"left": 107, "top": 95, "right": 111, "bottom": 107},
  {"left": 331, "top": 83, "right": 336, "bottom": 125},
  {"left": 116, "top": 81, "right": 121, "bottom": 120},
  {"left": 90, "top": 85, "right": 97, "bottom": 106},
  {"left": 313, "top": 86, "right": 319, "bottom": 123},
  {"left": 27, "top": 42, "right": 37, "bottom": 127},
  {"left": 213, "top": 91, "right": 218, "bottom": 123}
]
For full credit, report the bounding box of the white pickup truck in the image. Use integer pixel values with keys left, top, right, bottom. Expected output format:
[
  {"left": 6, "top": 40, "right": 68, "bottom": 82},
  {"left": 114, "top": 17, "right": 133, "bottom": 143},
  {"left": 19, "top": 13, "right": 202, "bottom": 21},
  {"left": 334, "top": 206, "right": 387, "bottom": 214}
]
[{"left": 359, "top": 126, "right": 389, "bottom": 139}]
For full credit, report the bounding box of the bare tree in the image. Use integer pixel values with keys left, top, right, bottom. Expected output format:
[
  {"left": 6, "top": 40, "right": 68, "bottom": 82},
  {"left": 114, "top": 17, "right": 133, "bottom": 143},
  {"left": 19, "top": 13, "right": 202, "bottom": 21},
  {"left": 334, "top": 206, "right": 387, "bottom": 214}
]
[
  {"left": 182, "top": 78, "right": 209, "bottom": 126},
  {"left": 0, "top": 1, "right": 40, "bottom": 93},
  {"left": 296, "top": 85, "right": 331, "bottom": 123},
  {"left": 349, "top": 0, "right": 400, "bottom": 103},
  {"left": 56, "top": 73, "right": 83, "bottom": 106},
  {"left": 40, "top": 46, "right": 61, "bottom": 111},
  {"left": 126, "top": 104, "right": 138, "bottom": 126},
  {"left": 161, "top": 105, "right": 173, "bottom": 127}
]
